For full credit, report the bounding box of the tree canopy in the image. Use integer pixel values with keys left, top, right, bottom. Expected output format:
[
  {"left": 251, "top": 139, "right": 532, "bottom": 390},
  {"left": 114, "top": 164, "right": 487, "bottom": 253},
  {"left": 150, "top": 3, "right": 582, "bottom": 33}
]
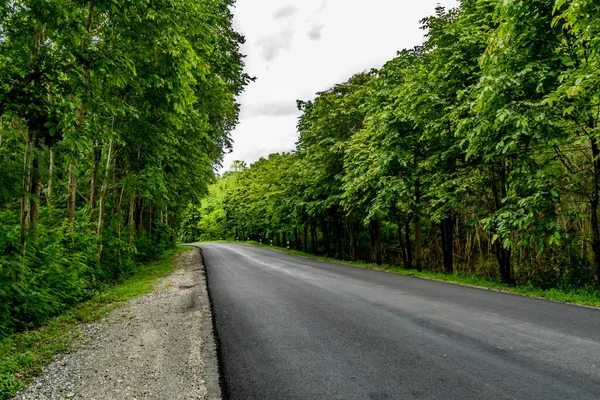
[
  {"left": 188, "top": 0, "right": 600, "bottom": 291},
  {"left": 0, "top": 0, "right": 248, "bottom": 339}
]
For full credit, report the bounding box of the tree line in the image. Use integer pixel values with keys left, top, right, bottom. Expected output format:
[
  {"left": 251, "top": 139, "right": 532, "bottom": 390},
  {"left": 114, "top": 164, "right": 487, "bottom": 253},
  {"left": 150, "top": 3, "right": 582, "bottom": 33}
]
[
  {"left": 0, "top": 0, "right": 248, "bottom": 335},
  {"left": 185, "top": 0, "right": 600, "bottom": 290}
]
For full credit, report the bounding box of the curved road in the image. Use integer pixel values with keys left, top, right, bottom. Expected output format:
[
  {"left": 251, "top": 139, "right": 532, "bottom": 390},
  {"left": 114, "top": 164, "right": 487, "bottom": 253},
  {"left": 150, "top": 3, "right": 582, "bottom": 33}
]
[{"left": 201, "top": 243, "right": 600, "bottom": 400}]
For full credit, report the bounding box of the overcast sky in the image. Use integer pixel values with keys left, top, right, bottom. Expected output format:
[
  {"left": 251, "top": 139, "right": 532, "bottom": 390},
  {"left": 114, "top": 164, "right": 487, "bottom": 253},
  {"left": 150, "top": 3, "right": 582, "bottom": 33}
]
[{"left": 222, "top": 0, "right": 459, "bottom": 171}]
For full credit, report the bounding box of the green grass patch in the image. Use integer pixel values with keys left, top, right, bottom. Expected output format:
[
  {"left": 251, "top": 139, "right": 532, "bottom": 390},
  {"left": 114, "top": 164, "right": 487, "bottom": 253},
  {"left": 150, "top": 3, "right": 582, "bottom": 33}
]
[
  {"left": 207, "top": 240, "right": 600, "bottom": 308},
  {"left": 0, "top": 245, "right": 193, "bottom": 400}
]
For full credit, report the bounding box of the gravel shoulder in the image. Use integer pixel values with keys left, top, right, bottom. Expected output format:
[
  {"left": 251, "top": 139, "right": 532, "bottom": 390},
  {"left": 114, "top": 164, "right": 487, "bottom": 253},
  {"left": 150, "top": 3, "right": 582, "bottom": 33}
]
[{"left": 16, "top": 248, "right": 221, "bottom": 400}]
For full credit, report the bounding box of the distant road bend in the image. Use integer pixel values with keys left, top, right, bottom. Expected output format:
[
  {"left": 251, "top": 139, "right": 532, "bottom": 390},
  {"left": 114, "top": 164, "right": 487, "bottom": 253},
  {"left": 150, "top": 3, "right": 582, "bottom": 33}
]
[{"left": 201, "top": 243, "right": 600, "bottom": 400}]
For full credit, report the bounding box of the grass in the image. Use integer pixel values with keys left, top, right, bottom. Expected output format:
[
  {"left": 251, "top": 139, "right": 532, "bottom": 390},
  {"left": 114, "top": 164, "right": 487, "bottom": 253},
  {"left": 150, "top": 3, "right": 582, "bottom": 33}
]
[
  {"left": 0, "top": 245, "right": 193, "bottom": 400},
  {"left": 210, "top": 240, "right": 600, "bottom": 308}
]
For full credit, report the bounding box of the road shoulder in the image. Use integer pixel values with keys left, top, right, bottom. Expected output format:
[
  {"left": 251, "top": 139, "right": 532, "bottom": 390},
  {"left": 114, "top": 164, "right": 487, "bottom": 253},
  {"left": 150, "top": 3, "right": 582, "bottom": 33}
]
[{"left": 15, "top": 248, "right": 221, "bottom": 400}]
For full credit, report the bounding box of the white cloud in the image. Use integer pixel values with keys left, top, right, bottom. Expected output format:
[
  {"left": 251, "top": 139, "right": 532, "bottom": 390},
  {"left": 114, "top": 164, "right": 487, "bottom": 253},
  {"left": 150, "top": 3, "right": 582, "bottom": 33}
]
[
  {"left": 257, "top": 27, "right": 294, "bottom": 62},
  {"left": 222, "top": 115, "right": 299, "bottom": 170},
  {"left": 225, "top": 0, "right": 459, "bottom": 171},
  {"left": 273, "top": 5, "right": 299, "bottom": 20},
  {"left": 308, "top": 23, "right": 325, "bottom": 41},
  {"left": 241, "top": 101, "right": 300, "bottom": 119}
]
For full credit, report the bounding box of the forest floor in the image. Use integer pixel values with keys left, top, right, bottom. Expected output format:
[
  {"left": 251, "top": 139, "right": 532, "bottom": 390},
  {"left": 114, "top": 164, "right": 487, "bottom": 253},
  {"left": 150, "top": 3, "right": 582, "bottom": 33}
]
[
  {"left": 12, "top": 247, "right": 221, "bottom": 400},
  {"left": 212, "top": 241, "right": 600, "bottom": 308}
]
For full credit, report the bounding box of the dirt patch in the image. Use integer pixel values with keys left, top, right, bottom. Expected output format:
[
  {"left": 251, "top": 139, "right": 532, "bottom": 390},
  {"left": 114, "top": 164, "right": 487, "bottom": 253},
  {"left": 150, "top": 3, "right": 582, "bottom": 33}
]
[{"left": 15, "top": 248, "right": 221, "bottom": 400}]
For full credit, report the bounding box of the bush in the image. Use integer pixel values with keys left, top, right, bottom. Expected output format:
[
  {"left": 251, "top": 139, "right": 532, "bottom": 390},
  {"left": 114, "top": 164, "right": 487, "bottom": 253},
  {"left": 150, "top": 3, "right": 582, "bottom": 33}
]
[{"left": 0, "top": 208, "right": 174, "bottom": 337}]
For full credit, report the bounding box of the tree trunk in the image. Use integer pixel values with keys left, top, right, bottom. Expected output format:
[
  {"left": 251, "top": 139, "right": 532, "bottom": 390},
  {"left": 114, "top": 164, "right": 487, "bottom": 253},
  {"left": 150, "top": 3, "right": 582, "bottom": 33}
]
[
  {"left": 128, "top": 192, "right": 135, "bottom": 245},
  {"left": 375, "top": 213, "right": 382, "bottom": 265},
  {"left": 368, "top": 215, "right": 382, "bottom": 265},
  {"left": 20, "top": 22, "right": 45, "bottom": 249},
  {"left": 322, "top": 218, "right": 330, "bottom": 256},
  {"left": 398, "top": 223, "right": 408, "bottom": 268},
  {"left": 293, "top": 226, "right": 299, "bottom": 250},
  {"left": 415, "top": 218, "right": 423, "bottom": 271},
  {"left": 89, "top": 145, "right": 101, "bottom": 208},
  {"left": 147, "top": 204, "right": 153, "bottom": 236},
  {"left": 336, "top": 219, "right": 343, "bottom": 259},
  {"left": 369, "top": 220, "right": 376, "bottom": 262},
  {"left": 405, "top": 222, "right": 413, "bottom": 269},
  {"left": 115, "top": 192, "right": 123, "bottom": 268},
  {"left": 115, "top": 187, "right": 124, "bottom": 240},
  {"left": 414, "top": 179, "right": 423, "bottom": 271},
  {"left": 116, "top": 186, "right": 124, "bottom": 219},
  {"left": 68, "top": 159, "right": 78, "bottom": 227},
  {"left": 441, "top": 216, "right": 454, "bottom": 274},
  {"left": 347, "top": 216, "right": 358, "bottom": 261},
  {"left": 590, "top": 138, "right": 600, "bottom": 285},
  {"left": 29, "top": 133, "right": 41, "bottom": 243},
  {"left": 20, "top": 134, "right": 33, "bottom": 251},
  {"left": 136, "top": 199, "right": 144, "bottom": 234},
  {"left": 591, "top": 196, "right": 600, "bottom": 285},
  {"left": 495, "top": 240, "right": 512, "bottom": 284},
  {"left": 491, "top": 167, "right": 512, "bottom": 284},
  {"left": 303, "top": 224, "right": 308, "bottom": 252},
  {"left": 47, "top": 148, "right": 54, "bottom": 206},
  {"left": 96, "top": 139, "right": 113, "bottom": 266},
  {"left": 310, "top": 220, "right": 317, "bottom": 254}
]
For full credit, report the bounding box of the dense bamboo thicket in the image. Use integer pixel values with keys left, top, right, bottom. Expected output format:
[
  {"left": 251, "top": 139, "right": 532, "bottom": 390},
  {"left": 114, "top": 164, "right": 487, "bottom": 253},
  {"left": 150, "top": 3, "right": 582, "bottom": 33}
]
[
  {"left": 0, "top": 0, "right": 248, "bottom": 335},
  {"left": 185, "top": 0, "right": 600, "bottom": 290}
]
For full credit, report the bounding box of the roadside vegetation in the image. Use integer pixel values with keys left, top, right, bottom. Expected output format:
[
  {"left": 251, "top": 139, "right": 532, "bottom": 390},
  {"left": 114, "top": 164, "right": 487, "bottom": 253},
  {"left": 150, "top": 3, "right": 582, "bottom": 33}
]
[
  {"left": 225, "top": 241, "right": 600, "bottom": 308},
  {"left": 0, "top": 0, "right": 247, "bottom": 341},
  {"left": 0, "top": 246, "right": 193, "bottom": 400},
  {"left": 184, "top": 1, "right": 600, "bottom": 299}
]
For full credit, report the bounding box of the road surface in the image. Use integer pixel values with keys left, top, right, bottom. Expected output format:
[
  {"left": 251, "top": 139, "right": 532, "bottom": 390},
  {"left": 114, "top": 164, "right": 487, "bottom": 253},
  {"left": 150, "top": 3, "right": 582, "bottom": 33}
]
[{"left": 201, "top": 243, "right": 600, "bottom": 400}]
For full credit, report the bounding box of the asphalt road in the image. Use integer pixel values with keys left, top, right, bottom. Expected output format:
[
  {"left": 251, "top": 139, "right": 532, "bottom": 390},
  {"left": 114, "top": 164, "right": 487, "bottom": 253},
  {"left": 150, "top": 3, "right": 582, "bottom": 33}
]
[{"left": 201, "top": 243, "right": 600, "bottom": 400}]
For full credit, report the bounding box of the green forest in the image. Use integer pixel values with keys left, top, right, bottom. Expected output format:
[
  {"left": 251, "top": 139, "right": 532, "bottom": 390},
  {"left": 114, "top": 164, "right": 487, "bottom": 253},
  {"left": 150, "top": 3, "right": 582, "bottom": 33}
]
[
  {"left": 186, "top": 0, "right": 600, "bottom": 291},
  {"left": 0, "top": 0, "right": 248, "bottom": 336}
]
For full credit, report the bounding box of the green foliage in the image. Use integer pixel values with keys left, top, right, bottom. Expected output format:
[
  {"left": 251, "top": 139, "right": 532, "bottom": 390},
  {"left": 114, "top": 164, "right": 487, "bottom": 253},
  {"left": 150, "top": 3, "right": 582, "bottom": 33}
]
[
  {"left": 187, "top": 0, "right": 600, "bottom": 292},
  {"left": 0, "top": 246, "right": 191, "bottom": 400},
  {"left": 232, "top": 240, "right": 600, "bottom": 308},
  {"left": 0, "top": 0, "right": 247, "bottom": 337}
]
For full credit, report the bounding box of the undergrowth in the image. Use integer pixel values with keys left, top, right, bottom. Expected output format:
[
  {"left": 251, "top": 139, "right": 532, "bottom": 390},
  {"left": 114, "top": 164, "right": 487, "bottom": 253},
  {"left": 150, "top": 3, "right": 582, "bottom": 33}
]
[
  {"left": 215, "top": 241, "right": 600, "bottom": 308},
  {"left": 0, "top": 246, "right": 192, "bottom": 400}
]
